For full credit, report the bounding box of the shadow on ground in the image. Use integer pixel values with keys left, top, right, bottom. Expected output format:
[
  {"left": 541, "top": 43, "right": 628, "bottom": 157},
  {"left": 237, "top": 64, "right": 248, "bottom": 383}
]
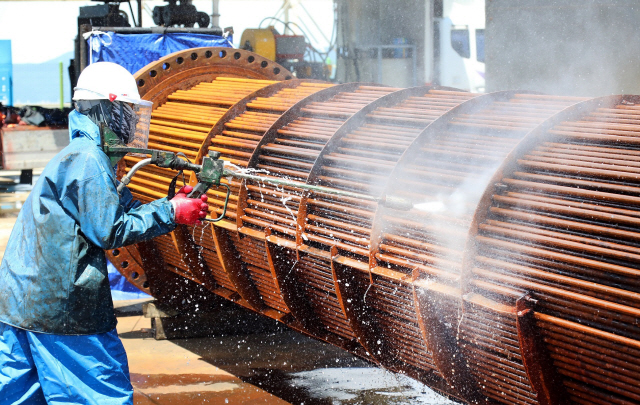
[{"left": 160, "top": 303, "right": 460, "bottom": 405}]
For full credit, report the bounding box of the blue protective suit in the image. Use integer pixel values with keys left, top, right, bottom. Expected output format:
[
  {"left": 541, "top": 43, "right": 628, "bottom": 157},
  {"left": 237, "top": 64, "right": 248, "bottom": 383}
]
[
  {"left": 0, "top": 322, "right": 133, "bottom": 405},
  {"left": 0, "top": 110, "right": 176, "bottom": 335}
]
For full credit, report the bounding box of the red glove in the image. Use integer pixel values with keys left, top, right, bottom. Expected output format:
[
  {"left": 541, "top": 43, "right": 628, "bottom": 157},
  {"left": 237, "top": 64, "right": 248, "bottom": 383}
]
[{"left": 170, "top": 185, "right": 209, "bottom": 225}]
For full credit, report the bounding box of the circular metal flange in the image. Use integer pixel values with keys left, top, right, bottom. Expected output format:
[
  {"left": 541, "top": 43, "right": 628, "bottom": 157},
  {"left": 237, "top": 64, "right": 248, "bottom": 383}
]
[
  {"left": 108, "top": 247, "right": 150, "bottom": 293},
  {"left": 134, "top": 47, "right": 294, "bottom": 106}
]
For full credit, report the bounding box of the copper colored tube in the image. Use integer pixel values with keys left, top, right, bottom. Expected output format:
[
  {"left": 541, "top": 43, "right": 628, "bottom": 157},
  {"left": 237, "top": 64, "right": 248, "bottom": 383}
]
[
  {"left": 473, "top": 267, "right": 640, "bottom": 317},
  {"left": 484, "top": 219, "right": 640, "bottom": 256},
  {"left": 480, "top": 223, "right": 640, "bottom": 261},
  {"left": 476, "top": 256, "right": 640, "bottom": 304},
  {"left": 556, "top": 362, "right": 640, "bottom": 402},
  {"left": 548, "top": 345, "right": 640, "bottom": 381},
  {"left": 492, "top": 194, "right": 640, "bottom": 227}
]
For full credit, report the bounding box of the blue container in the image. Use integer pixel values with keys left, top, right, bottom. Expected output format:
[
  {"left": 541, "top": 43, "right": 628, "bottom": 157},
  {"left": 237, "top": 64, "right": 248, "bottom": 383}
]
[
  {"left": 0, "top": 40, "right": 13, "bottom": 106},
  {"left": 392, "top": 37, "right": 408, "bottom": 58}
]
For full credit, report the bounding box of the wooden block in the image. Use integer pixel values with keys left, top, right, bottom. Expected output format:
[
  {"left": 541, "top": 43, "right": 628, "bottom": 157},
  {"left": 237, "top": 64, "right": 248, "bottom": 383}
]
[{"left": 142, "top": 302, "right": 180, "bottom": 319}]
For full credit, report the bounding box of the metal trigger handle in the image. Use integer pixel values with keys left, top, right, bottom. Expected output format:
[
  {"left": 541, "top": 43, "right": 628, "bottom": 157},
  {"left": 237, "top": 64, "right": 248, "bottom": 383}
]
[{"left": 200, "top": 184, "right": 230, "bottom": 223}]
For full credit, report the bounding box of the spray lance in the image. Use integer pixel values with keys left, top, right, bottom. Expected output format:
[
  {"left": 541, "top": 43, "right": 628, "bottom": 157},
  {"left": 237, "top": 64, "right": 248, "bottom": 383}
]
[
  {"left": 102, "top": 124, "right": 230, "bottom": 222},
  {"left": 223, "top": 169, "right": 414, "bottom": 211},
  {"left": 102, "top": 125, "right": 414, "bottom": 222}
]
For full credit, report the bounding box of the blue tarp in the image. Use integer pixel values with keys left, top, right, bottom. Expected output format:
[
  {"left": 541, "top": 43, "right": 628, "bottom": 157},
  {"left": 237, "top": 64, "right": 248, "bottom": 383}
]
[{"left": 87, "top": 31, "right": 233, "bottom": 75}]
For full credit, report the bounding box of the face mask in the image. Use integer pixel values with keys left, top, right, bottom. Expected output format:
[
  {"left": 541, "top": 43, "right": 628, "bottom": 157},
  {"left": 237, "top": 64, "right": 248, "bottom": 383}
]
[
  {"left": 75, "top": 100, "right": 138, "bottom": 144},
  {"left": 109, "top": 101, "right": 138, "bottom": 144}
]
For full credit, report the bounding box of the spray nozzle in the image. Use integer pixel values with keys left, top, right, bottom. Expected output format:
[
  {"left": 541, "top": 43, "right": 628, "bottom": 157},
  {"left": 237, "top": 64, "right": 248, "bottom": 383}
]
[{"left": 378, "top": 195, "right": 414, "bottom": 211}]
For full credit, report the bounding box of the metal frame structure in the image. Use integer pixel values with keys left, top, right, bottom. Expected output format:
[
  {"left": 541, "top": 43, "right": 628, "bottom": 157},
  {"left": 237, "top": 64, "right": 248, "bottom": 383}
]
[{"left": 108, "top": 47, "right": 640, "bottom": 405}]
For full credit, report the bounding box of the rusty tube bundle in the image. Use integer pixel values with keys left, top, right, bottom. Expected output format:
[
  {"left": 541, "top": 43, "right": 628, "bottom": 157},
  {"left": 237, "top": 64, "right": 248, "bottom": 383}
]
[{"left": 108, "top": 47, "right": 640, "bottom": 405}]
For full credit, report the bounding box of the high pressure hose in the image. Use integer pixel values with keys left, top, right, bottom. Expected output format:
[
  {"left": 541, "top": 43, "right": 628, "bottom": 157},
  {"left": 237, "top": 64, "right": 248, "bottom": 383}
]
[{"left": 117, "top": 158, "right": 152, "bottom": 195}]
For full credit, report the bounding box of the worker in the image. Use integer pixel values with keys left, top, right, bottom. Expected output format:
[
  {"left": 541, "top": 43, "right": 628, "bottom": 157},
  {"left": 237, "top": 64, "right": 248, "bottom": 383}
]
[{"left": 0, "top": 62, "right": 208, "bottom": 404}]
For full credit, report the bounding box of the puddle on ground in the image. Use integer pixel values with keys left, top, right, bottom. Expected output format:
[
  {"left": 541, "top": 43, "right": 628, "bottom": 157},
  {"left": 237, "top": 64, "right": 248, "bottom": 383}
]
[
  {"left": 289, "top": 367, "right": 459, "bottom": 404},
  {"left": 130, "top": 372, "right": 286, "bottom": 405}
]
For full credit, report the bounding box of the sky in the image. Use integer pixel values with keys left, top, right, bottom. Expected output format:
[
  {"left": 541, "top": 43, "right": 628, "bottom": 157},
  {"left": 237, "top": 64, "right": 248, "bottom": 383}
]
[
  {"left": 0, "top": 0, "right": 334, "bottom": 105},
  {"left": 0, "top": 0, "right": 334, "bottom": 64}
]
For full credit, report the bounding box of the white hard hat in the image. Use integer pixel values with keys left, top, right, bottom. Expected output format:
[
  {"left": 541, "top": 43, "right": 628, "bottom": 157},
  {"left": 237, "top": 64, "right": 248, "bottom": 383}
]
[{"left": 73, "top": 62, "right": 143, "bottom": 104}]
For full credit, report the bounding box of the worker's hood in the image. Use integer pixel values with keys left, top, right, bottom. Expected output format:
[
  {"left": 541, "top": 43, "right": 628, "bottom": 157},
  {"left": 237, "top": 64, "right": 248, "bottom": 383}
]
[{"left": 68, "top": 109, "right": 101, "bottom": 146}]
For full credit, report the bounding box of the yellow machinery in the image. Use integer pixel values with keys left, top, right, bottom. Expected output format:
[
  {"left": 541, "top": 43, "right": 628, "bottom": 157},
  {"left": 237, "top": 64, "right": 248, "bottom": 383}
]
[
  {"left": 240, "top": 27, "right": 329, "bottom": 79},
  {"left": 239, "top": 28, "right": 278, "bottom": 61}
]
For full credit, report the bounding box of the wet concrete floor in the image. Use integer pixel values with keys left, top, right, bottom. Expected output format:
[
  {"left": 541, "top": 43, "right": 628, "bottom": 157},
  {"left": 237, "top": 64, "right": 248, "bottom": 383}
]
[
  {"left": 117, "top": 312, "right": 289, "bottom": 405},
  {"left": 115, "top": 301, "right": 461, "bottom": 405}
]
